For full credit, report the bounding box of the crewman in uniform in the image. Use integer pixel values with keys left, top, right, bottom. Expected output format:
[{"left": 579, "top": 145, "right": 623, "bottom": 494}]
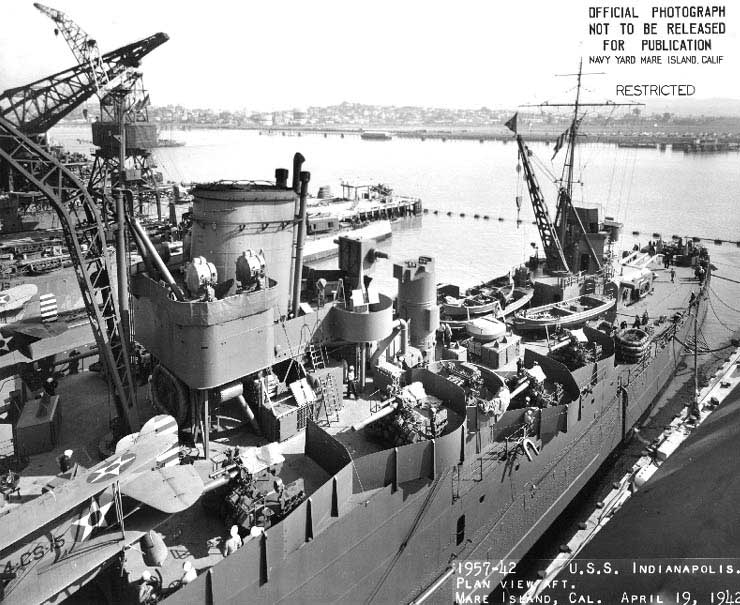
[
  {"left": 223, "top": 525, "right": 242, "bottom": 556},
  {"left": 138, "top": 570, "right": 158, "bottom": 604},
  {"left": 346, "top": 365, "right": 357, "bottom": 399},
  {"left": 58, "top": 449, "right": 74, "bottom": 474},
  {"left": 181, "top": 561, "right": 197, "bottom": 585}
]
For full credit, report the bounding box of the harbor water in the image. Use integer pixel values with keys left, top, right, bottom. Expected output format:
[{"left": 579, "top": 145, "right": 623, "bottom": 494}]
[{"left": 51, "top": 126, "right": 740, "bottom": 294}]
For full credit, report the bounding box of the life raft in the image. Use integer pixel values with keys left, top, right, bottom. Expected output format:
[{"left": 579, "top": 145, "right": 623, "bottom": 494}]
[{"left": 615, "top": 328, "right": 650, "bottom": 363}]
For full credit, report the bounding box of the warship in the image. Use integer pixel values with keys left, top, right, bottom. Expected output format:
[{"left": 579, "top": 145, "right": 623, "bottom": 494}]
[{"left": 0, "top": 10, "right": 712, "bottom": 603}]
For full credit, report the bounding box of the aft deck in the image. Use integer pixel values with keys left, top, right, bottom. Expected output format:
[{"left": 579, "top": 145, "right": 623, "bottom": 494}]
[
  {"left": 0, "top": 363, "right": 433, "bottom": 593},
  {"left": 523, "top": 259, "right": 704, "bottom": 358}
]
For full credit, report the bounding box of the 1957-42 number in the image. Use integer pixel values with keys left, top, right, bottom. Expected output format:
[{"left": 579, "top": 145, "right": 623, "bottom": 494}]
[{"left": 457, "top": 560, "right": 516, "bottom": 576}]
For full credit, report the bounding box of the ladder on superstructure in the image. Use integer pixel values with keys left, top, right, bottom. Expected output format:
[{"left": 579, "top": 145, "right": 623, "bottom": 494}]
[
  {"left": 307, "top": 342, "right": 327, "bottom": 370},
  {"left": 314, "top": 373, "right": 340, "bottom": 426}
]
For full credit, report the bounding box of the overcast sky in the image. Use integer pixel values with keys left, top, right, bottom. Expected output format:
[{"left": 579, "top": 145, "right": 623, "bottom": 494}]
[{"left": 2, "top": 0, "right": 738, "bottom": 111}]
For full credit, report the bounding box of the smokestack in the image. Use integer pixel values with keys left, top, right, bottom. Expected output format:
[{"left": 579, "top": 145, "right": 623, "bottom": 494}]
[
  {"left": 292, "top": 153, "right": 305, "bottom": 193},
  {"left": 291, "top": 170, "right": 311, "bottom": 316},
  {"left": 275, "top": 168, "right": 289, "bottom": 188}
]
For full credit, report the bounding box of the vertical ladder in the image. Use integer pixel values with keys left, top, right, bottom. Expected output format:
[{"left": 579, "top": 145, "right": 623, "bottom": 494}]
[
  {"left": 323, "top": 373, "right": 340, "bottom": 422},
  {"left": 314, "top": 373, "right": 340, "bottom": 426},
  {"left": 307, "top": 342, "right": 326, "bottom": 370}
]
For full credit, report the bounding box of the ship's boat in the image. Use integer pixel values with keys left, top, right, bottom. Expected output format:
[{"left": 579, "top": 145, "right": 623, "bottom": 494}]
[
  {"left": 512, "top": 293, "right": 616, "bottom": 332},
  {"left": 499, "top": 286, "right": 533, "bottom": 317},
  {"left": 439, "top": 278, "right": 514, "bottom": 319},
  {"left": 440, "top": 290, "right": 503, "bottom": 318}
]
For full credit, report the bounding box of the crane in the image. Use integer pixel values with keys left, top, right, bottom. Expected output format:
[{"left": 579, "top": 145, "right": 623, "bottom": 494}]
[
  {"left": 515, "top": 134, "right": 570, "bottom": 274},
  {"left": 33, "top": 2, "right": 111, "bottom": 94},
  {"left": 34, "top": 3, "right": 166, "bottom": 220},
  {"left": 0, "top": 115, "right": 140, "bottom": 432},
  {"left": 0, "top": 32, "right": 167, "bottom": 136}
]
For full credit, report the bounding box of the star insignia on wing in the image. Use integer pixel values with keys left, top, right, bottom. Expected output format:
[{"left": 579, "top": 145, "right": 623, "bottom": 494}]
[
  {"left": 72, "top": 493, "right": 115, "bottom": 542},
  {"left": 87, "top": 452, "right": 136, "bottom": 484}
]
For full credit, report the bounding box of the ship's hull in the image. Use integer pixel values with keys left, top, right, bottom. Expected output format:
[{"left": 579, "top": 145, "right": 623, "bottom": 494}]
[{"left": 170, "top": 294, "right": 707, "bottom": 605}]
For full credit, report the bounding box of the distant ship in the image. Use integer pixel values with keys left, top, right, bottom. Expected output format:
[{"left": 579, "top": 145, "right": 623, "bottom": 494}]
[
  {"left": 152, "top": 138, "right": 185, "bottom": 148},
  {"left": 361, "top": 130, "right": 393, "bottom": 140}
]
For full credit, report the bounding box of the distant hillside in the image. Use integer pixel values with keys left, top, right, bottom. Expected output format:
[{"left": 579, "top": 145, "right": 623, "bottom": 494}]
[{"left": 643, "top": 97, "right": 740, "bottom": 117}]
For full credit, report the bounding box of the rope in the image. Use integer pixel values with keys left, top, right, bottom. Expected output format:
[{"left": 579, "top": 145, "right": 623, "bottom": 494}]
[
  {"left": 707, "top": 294, "right": 738, "bottom": 335},
  {"left": 709, "top": 283, "right": 740, "bottom": 314},
  {"left": 674, "top": 334, "right": 734, "bottom": 354}
]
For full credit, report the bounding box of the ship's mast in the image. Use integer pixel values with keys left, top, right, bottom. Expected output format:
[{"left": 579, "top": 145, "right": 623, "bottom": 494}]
[
  {"left": 559, "top": 58, "right": 584, "bottom": 247},
  {"left": 521, "top": 62, "right": 640, "bottom": 274}
]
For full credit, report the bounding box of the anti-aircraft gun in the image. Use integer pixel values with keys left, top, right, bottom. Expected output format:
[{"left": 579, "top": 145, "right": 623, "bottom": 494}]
[{"left": 202, "top": 444, "right": 306, "bottom": 533}]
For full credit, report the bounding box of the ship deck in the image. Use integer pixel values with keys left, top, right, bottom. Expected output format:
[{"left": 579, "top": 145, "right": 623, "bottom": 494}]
[
  {"left": 0, "top": 362, "right": 424, "bottom": 592},
  {"left": 524, "top": 258, "right": 702, "bottom": 361},
  {"left": 0, "top": 255, "right": 705, "bottom": 597}
]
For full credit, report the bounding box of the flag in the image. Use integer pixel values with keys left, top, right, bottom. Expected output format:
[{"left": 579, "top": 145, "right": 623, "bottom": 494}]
[
  {"left": 552, "top": 125, "right": 571, "bottom": 159},
  {"left": 504, "top": 113, "right": 518, "bottom": 133},
  {"left": 552, "top": 118, "right": 583, "bottom": 159}
]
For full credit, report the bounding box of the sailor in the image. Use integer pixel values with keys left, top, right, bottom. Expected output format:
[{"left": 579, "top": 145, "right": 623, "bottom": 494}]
[
  {"left": 443, "top": 322, "right": 453, "bottom": 347},
  {"left": 632, "top": 315, "right": 641, "bottom": 329},
  {"left": 181, "top": 561, "right": 198, "bottom": 585},
  {"left": 43, "top": 376, "right": 58, "bottom": 397},
  {"left": 223, "top": 525, "right": 242, "bottom": 556},
  {"left": 346, "top": 365, "right": 357, "bottom": 399},
  {"left": 138, "top": 570, "right": 158, "bottom": 604},
  {"left": 68, "top": 350, "right": 80, "bottom": 375},
  {"left": 697, "top": 265, "right": 705, "bottom": 286},
  {"left": 58, "top": 449, "right": 74, "bottom": 474}
]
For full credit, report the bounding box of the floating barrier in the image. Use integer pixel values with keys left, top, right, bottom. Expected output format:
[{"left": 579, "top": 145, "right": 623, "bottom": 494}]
[{"left": 420, "top": 210, "right": 740, "bottom": 246}]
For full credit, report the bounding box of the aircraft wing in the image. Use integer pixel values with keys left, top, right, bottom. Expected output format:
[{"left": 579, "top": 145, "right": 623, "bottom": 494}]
[
  {"left": 5, "top": 508, "right": 169, "bottom": 605},
  {"left": 120, "top": 464, "right": 204, "bottom": 513},
  {"left": 0, "top": 433, "right": 172, "bottom": 553},
  {"left": 5, "top": 321, "right": 68, "bottom": 339}
]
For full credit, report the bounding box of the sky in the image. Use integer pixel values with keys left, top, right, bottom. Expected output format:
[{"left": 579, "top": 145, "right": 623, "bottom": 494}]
[{"left": 1, "top": 0, "right": 738, "bottom": 111}]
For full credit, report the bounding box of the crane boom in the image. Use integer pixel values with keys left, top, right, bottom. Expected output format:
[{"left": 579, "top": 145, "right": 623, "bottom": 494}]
[
  {"left": 0, "top": 32, "right": 167, "bottom": 134},
  {"left": 33, "top": 2, "right": 110, "bottom": 93},
  {"left": 0, "top": 115, "right": 140, "bottom": 432},
  {"left": 515, "top": 134, "right": 569, "bottom": 273}
]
